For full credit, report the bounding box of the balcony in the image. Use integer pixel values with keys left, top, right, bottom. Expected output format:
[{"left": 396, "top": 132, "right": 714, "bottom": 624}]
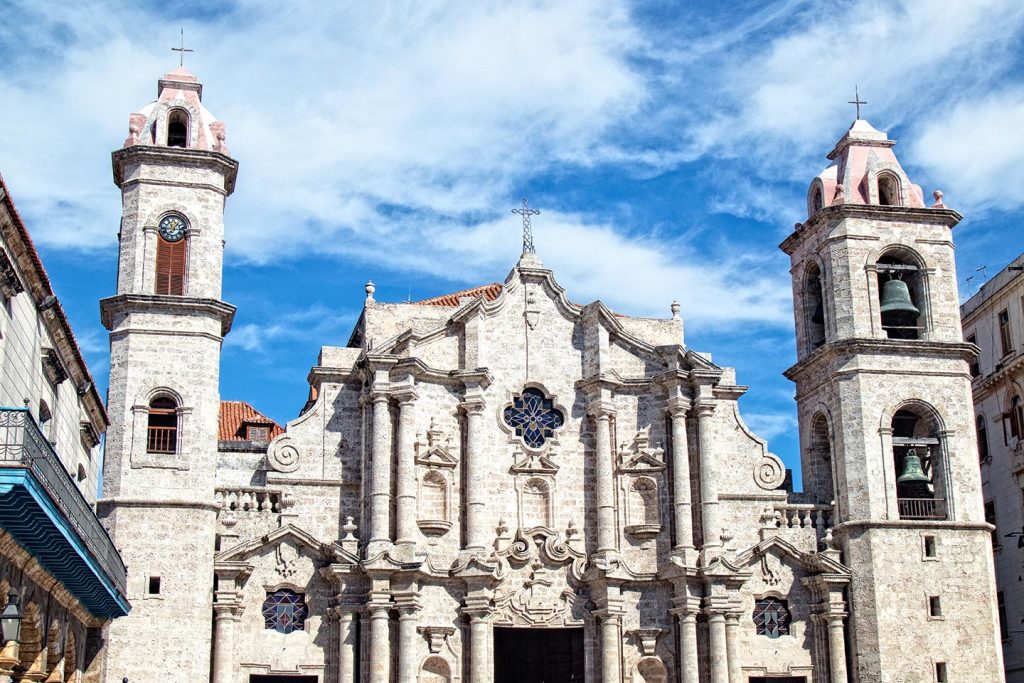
[
  {"left": 0, "top": 407, "right": 129, "bottom": 618},
  {"left": 898, "top": 497, "right": 947, "bottom": 520}
]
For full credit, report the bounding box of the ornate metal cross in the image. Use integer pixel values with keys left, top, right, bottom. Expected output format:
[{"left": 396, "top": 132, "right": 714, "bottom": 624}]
[
  {"left": 172, "top": 28, "right": 194, "bottom": 67},
  {"left": 511, "top": 198, "right": 541, "bottom": 254},
  {"left": 848, "top": 86, "right": 867, "bottom": 119}
]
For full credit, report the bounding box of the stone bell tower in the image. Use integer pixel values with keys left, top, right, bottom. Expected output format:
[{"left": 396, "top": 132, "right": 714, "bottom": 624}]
[
  {"left": 781, "top": 117, "right": 1004, "bottom": 681},
  {"left": 97, "top": 66, "right": 237, "bottom": 682}
]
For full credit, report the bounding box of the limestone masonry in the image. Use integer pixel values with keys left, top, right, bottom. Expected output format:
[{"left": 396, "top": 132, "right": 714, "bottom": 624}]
[{"left": 97, "top": 67, "right": 1005, "bottom": 682}]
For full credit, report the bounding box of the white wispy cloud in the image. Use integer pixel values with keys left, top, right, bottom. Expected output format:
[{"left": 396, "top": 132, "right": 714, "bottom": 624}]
[
  {"left": 1, "top": 0, "right": 1022, "bottom": 330},
  {"left": 225, "top": 304, "right": 358, "bottom": 353}
]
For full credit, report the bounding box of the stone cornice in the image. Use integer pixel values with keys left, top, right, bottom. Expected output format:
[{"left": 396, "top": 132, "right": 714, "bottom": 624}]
[
  {"left": 785, "top": 337, "right": 975, "bottom": 381},
  {"left": 100, "top": 293, "right": 236, "bottom": 336},
  {"left": 780, "top": 204, "right": 962, "bottom": 255},
  {"left": 112, "top": 145, "right": 239, "bottom": 195}
]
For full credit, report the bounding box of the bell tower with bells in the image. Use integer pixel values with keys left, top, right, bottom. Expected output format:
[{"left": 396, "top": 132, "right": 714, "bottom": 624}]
[
  {"left": 781, "top": 111, "right": 1004, "bottom": 681},
  {"left": 97, "top": 58, "right": 237, "bottom": 682}
]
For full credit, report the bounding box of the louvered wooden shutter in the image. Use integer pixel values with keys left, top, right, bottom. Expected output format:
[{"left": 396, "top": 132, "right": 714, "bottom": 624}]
[{"left": 155, "top": 237, "right": 187, "bottom": 295}]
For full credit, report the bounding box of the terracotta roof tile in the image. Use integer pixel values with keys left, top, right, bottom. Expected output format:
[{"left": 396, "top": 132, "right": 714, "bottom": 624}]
[
  {"left": 413, "top": 283, "right": 502, "bottom": 307},
  {"left": 219, "top": 400, "right": 284, "bottom": 442}
]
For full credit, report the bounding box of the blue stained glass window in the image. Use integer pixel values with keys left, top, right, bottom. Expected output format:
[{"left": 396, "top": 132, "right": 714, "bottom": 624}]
[
  {"left": 503, "top": 388, "right": 565, "bottom": 449},
  {"left": 262, "top": 589, "right": 308, "bottom": 634},
  {"left": 753, "top": 597, "right": 791, "bottom": 639}
]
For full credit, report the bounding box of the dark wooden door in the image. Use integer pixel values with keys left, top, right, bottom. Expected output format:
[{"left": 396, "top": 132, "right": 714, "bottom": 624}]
[
  {"left": 249, "top": 676, "right": 318, "bottom": 683},
  {"left": 494, "top": 627, "right": 585, "bottom": 683},
  {"left": 749, "top": 678, "right": 807, "bottom": 683}
]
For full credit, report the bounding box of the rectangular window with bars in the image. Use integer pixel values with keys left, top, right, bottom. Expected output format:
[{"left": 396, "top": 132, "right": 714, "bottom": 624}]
[{"left": 999, "top": 592, "right": 1009, "bottom": 640}]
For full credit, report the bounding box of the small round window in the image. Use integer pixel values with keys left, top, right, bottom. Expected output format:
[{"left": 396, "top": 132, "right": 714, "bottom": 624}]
[{"left": 262, "top": 588, "right": 308, "bottom": 634}]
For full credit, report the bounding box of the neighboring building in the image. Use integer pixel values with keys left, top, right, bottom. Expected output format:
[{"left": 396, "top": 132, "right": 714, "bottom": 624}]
[
  {"left": 961, "top": 254, "right": 1024, "bottom": 682},
  {"left": 0, "top": 176, "right": 129, "bottom": 680},
  {"left": 98, "top": 65, "right": 1003, "bottom": 683}
]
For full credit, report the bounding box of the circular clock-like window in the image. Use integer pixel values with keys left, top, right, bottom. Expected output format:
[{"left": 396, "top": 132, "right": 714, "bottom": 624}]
[{"left": 158, "top": 214, "right": 188, "bottom": 242}]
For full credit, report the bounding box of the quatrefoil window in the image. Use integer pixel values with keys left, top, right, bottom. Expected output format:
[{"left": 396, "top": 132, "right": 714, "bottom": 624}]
[{"left": 503, "top": 388, "right": 565, "bottom": 449}]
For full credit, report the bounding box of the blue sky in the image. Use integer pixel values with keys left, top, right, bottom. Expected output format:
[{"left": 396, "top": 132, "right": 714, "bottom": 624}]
[{"left": 2, "top": 0, "right": 1024, "bottom": 485}]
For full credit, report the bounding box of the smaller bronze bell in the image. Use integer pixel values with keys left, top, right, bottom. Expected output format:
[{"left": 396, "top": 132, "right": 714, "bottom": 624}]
[
  {"left": 879, "top": 278, "right": 920, "bottom": 317},
  {"left": 810, "top": 299, "right": 825, "bottom": 325},
  {"left": 897, "top": 449, "right": 931, "bottom": 485}
]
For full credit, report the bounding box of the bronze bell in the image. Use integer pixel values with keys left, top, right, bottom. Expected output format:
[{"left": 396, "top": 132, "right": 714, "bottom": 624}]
[
  {"left": 879, "top": 278, "right": 920, "bottom": 317},
  {"left": 810, "top": 299, "right": 825, "bottom": 324},
  {"left": 897, "top": 449, "right": 931, "bottom": 485}
]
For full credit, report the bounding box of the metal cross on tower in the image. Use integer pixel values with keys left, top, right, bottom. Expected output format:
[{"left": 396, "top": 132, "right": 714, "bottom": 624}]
[
  {"left": 172, "top": 28, "right": 194, "bottom": 67},
  {"left": 511, "top": 198, "right": 540, "bottom": 254},
  {"left": 848, "top": 86, "right": 867, "bottom": 120}
]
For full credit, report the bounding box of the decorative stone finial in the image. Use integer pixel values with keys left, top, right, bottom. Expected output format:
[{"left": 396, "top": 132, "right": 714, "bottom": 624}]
[
  {"left": 932, "top": 190, "right": 945, "bottom": 208},
  {"left": 670, "top": 301, "right": 681, "bottom": 320},
  {"left": 342, "top": 516, "right": 358, "bottom": 539},
  {"left": 364, "top": 280, "right": 376, "bottom": 303}
]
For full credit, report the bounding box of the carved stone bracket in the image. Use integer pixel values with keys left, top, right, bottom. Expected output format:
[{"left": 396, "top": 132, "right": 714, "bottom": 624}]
[{"left": 418, "top": 626, "right": 456, "bottom": 654}]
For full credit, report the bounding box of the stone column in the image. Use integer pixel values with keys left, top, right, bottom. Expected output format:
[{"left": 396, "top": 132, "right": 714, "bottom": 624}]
[
  {"left": 334, "top": 608, "right": 358, "bottom": 683},
  {"left": 598, "top": 612, "right": 622, "bottom": 683},
  {"left": 367, "top": 605, "right": 392, "bottom": 682},
  {"left": 466, "top": 610, "right": 492, "bottom": 683},
  {"left": 695, "top": 401, "right": 721, "bottom": 554},
  {"left": 707, "top": 611, "right": 729, "bottom": 683},
  {"left": 212, "top": 604, "right": 241, "bottom": 683},
  {"left": 725, "top": 613, "right": 742, "bottom": 683},
  {"left": 369, "top": 392, "right": 393, "bottom": 545},
  {"left": 461, "top": 398, "right": 487, "bottom": 551},
  {"left": 667, "top": 398, "right": 694, "bottom": 554},
  {"left": 677, "top": 609, "right": 699, "bottom": 683},
  {"left": 589, "top": 401, "right": 618, "bottom": 554},
  {"left": 826, "top": 614, "right": 849, "bottom": 683},
  {"left": 394, "top": 389, "right": 419, "bottom": 548},
  {"left": 396, "top": 603, "right": 420, "bottom": 683}
]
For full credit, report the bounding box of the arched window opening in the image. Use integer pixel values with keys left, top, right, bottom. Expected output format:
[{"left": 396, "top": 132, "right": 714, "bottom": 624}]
[
  {"left": 167, "top": 109, "right": 188, "bottom": 147},
  {"left": 753, "top": 597, "right": 791, "bottom": 638},
  {"left": 892, "top": 407, "right": 946, "bottom": 520},
  {"left": 810, "top": 186, "right": 824, "bottom": 215},
  {"left": 808, "top": 413, "right": 834, "bottom": 504},
  {"left": 521, "top": 478, "right": 551, "bottom": 528},
  {"left": 421, "top": 656, "right": 452, "bottom": 683},
  {"left": 261, "top": 589, "right": 308, "bottom": 634},
  {"left": 977, "top": 415, "right": 990, "bottom": 462},
  {"left": 155, "top": 214, "right": 188, "bottom": 295},
  {"left": 147, "top": 396, "right": 178, "bottom": 454},
  {"left": 636, "top": 658, "right": 668, "bottom": 683},
  {"left": 878, "top": 172, "right": 901, "bottom": 206},
  {"left": 805, "top": 264, "right": 826, "bottom": 351},
  {"left": 877, "top": 252, "right": 924, "bottom": 340}
]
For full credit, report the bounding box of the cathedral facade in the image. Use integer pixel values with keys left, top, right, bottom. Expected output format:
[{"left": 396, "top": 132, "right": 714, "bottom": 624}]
[{"left": 97, "top": 68, "right": 1004, "bottom": 683}]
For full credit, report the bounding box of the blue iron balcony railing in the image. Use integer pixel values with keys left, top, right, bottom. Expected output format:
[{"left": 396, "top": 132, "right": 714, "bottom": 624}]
[{"left": 0, "top": 407, "right": 128, "bottom": 612}]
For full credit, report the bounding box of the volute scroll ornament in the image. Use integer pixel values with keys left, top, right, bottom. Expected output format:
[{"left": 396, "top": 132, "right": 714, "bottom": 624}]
[
  {"left": 267, "top": 435, "right": 300, "bottom": 473},
  {"left": 753, "top": 452, "right": 786, "bottom": 490}
]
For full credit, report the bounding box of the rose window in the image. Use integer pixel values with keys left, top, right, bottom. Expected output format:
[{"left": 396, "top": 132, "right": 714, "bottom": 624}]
[
  {"left": 753, "top": 597, "right": 791, "bottom": 639},
  {"left": 503, "top": 387, "right": 564, "bottom": 449},
  {"left": 262, "top": 589, "right": 308, "bottom": 634}
]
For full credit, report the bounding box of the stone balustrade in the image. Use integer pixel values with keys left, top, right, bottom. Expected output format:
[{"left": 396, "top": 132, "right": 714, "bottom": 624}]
[
  {"left": 772, "top": 502, "right": 833, "bottom": 531},
  {"left": 215, "top": 486, "right": 282, "bottom": 513}
]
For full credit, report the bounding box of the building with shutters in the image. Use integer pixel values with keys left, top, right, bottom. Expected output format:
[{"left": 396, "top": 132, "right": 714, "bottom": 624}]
[
  {"left": 961, "top": 254, "right": 1024, "bottom": 682},
  {"left": 0, "top": 176, "right": 129, "bottom": 681},
  {"left": 96, "top": 65, "right": 1004, "bottom": 683}
]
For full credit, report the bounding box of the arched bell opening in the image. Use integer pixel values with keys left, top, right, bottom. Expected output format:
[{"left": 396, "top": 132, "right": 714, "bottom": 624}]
[
  {"left": 807, "top": 412, "right": 835, "bottom": 506},
  {"left": 804, "top": 263, "right": 826, "bottom": 352},
  {"left": 877, "top": 171, "right": 902, "bottom": 206},
  {"left": 166, "top": 108, "right": 189, "bottom": 148},
  {"left": 891, "top": 406, "right": 947, "bottom": 520},
  {"left": 876, "top": 250, "right": 927, "bottom": 340},
  {"left": 147, "top": 395, "right": 179, "bottom": 454}
]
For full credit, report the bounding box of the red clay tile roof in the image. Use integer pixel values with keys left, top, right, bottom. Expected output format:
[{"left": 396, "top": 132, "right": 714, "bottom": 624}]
[
  {"left": 219, "top": 400, "right": 284, "bottom": 441},
  {"left": 413, "top": 283, "right": 502, "bottom": 307}
]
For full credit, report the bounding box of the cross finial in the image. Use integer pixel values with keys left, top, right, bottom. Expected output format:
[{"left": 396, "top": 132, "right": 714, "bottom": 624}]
[
  {"left": 511, "top": 198, "right": 541, "bottom": 254},
  {"left": 171, "top": 28, "right": 194, "bottom": 67},
  {"left": 848, "top": 85, "right": 867, "bottom": 120}
]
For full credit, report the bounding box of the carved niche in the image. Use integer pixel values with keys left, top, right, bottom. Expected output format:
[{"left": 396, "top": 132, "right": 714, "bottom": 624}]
[
  {"left": 491, "top": 527, "right": 588, "bottom": 628},
  {"left": 617, "top": 428, "right": 666, "bottom": 540},
  {"left": 416, "top": 419, "right": 457, "bottom": 536}
]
